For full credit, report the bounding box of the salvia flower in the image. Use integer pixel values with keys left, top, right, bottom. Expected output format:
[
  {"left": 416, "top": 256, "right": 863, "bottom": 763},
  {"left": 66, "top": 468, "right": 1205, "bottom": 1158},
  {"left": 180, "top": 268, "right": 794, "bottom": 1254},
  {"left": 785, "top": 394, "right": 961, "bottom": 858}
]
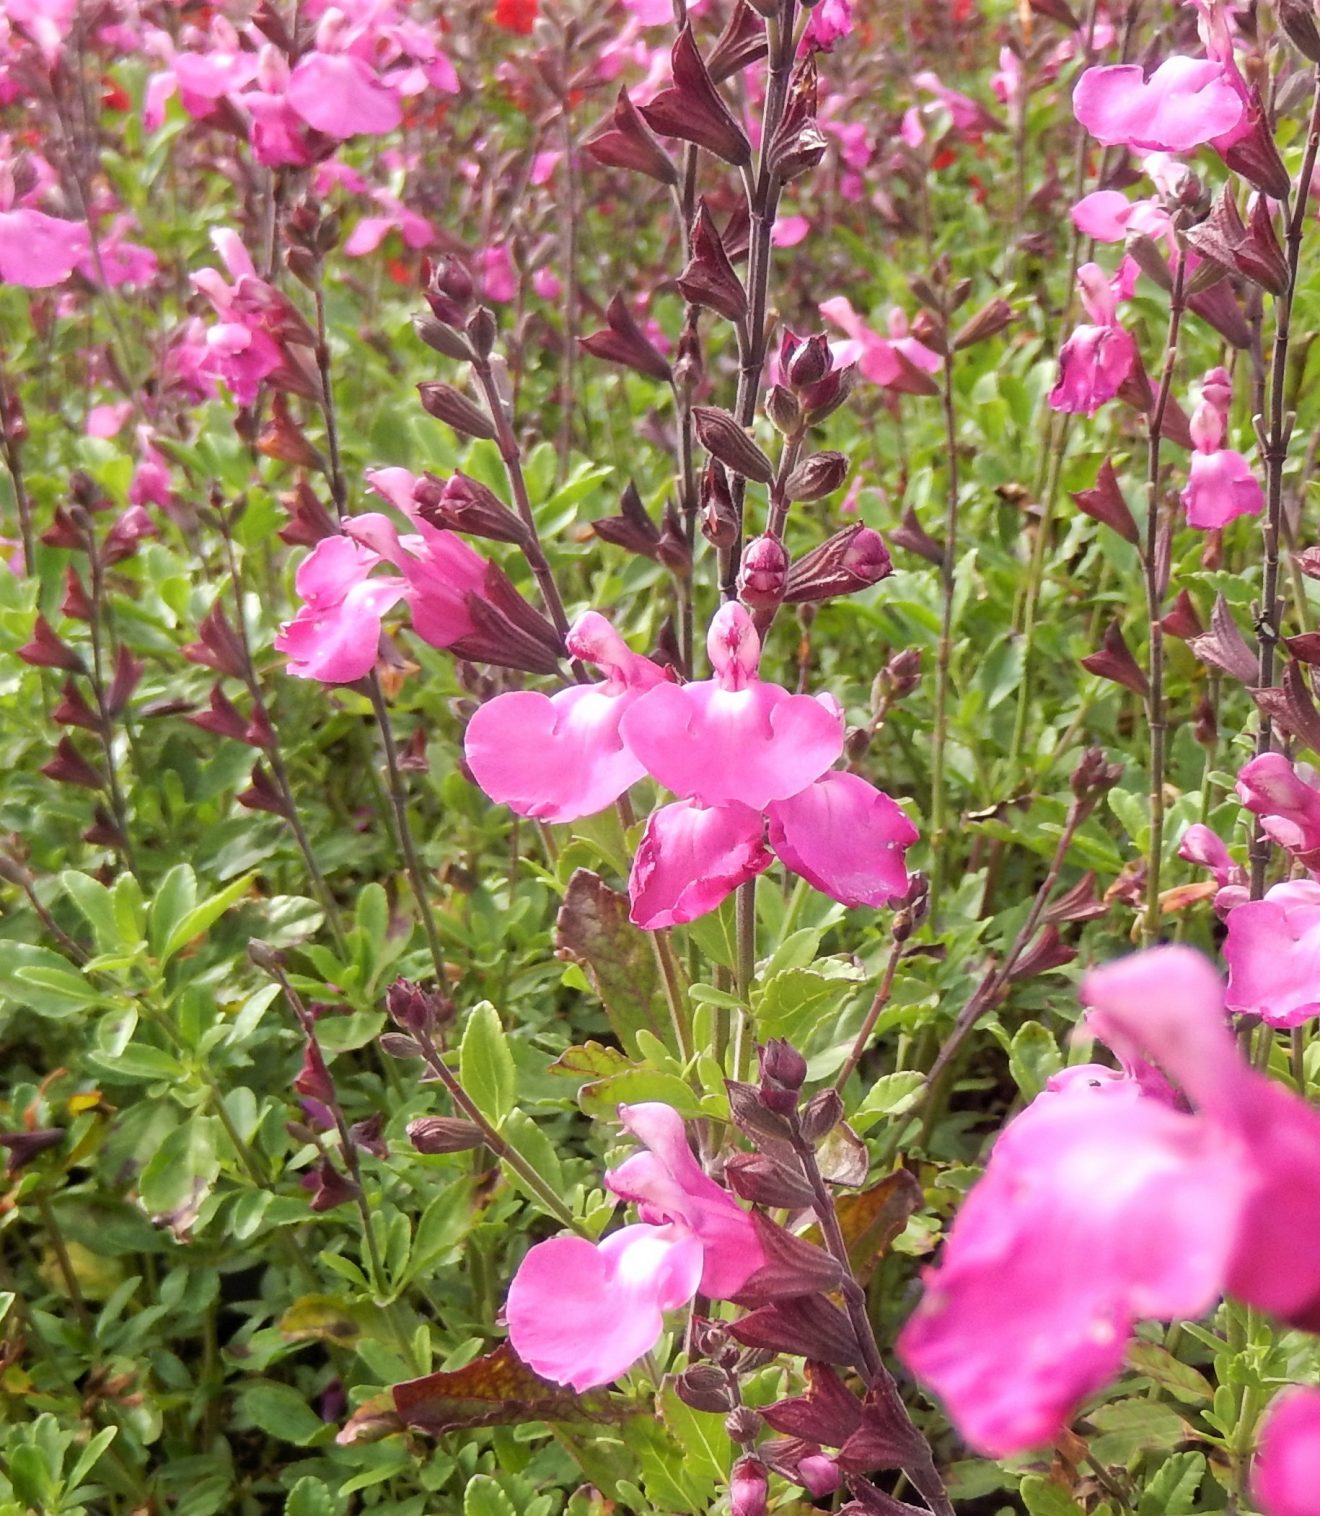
[
  {"left": 1072, "top": 54, "right": 1243, "bottom": 152},
  {"left": 1048, "top": 263, "right": 1136, "bottom": 415},
  {"left": 1224, "top": 880, "right": 1320, "bottom": 1028},
  {"left": 1181, "top": 367, "right": 1263, "bottom": 529},
  {"left": 505, "top": 1103, "right": 763, "bottom": 1391},
  {"left": 1253, "top": 1387, "right": 1320, "bottom": 1516},
  {"left": 1235, "top": 752, "right": 1320, "bottom": 871},
  {"left": 898, "top": 946, "right": 1320, "bottom": 1456}
]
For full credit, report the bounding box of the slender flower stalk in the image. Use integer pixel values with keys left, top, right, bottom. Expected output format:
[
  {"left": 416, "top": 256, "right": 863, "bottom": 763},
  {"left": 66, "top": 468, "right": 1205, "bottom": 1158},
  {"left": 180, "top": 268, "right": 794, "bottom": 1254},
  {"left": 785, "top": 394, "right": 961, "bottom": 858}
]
[
  {"left": 1250, "top": 69, "right": 1320, "bottom": 899},
  {"left": 928, "top": 343, "right": 959, "bottom": 925},
  {"left": 1141, "top": 252, "right": 1187, "bottom": 946}
]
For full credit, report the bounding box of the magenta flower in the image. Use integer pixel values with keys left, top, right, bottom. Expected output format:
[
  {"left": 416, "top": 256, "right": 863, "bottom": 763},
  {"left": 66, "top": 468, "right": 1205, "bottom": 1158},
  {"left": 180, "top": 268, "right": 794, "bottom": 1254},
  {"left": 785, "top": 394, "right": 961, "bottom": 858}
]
[
  {"left": 629, "top": 773, "right": 916, "bottom": 929},
  {"left": 0, "top": 206, "right": 88, "bottom": 289},
  {"left": 628, "top": 800, "right": 774, "bottom": 929},
  {"left": 618, "top": 602, "right": 844, "bottom": 811},
  {"left": 274, "top": 534, "right": 406, "bottom": 683},
  {"left": 464, "top": 612, "right": 667, "bottom": 824},
  {"left": 819, "top": 296, "right": 942, "bottom": 393},
  {"left": 898, "top": 946, "right": 1320, "bottom": 1455},
  {"left": 1224, "top": 881, "right": 1320, "bottom": 1029},
  {"left": 1048, "top": 263, "right": 1136, "bottom": 415},
  {"left": 504, "top": 1103, "right": 763, "bottom": 1391},
  {"left": 1236, "top": 753, "right": 1320, "bottom": 872},
  {"left": 1072, "top": 55, "right": 1243, "bottom": 152},
  {"left": 286, "top": 50, "right": 402, "bottom": 139},
  {"left": 1253, "top": 1388, "right": 1320, "bottom": 1516},
  {"left": 1181, "top": 367, "right": 1262, "bottom": 529}
]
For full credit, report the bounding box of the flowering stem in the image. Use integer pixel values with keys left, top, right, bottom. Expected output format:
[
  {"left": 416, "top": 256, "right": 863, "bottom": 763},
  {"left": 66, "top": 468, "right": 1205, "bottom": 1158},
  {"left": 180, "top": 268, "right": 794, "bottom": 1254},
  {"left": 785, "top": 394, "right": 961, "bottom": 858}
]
[
  {"left": 413, "top": 1026, "right": 590, "bottom": 1238},
  {"left": 472, "top": 358, "right": 574, "bottom": 643},
  {"left": 1140, "top": 252, "right": 1186, "bottom": 946},
  {"left": 928, "top": 346, "right": 959, "bottom": 927},
  {"left": 734, "top": 876, "right": 757, "bottom": 1078},
  {"left": 1250, "top": 68, "right": 1320, "bottom": 899},
  {"left": 315, "top": 285, "right": 349, "bottom": 522},
  {"left": 722, "top": 0, "right": 798, "bottom": 598},
  {"left": 0, "top": 354, "right": 34, "bottom": 574},
  {"left": 651, "top": 930, "right": 695, "bottom": 1065},
  {"left": 85, "top": 530, "right": 139, "bottom": 875},
  {"left": 367, "top": 675, "right": 448, "bottom": 984},
  {"left": 833, "top": 938, "right": 904, "bottom": 1094},
  {"left": 789, "top": 1123, "right": 952, "bottom": 1516}
]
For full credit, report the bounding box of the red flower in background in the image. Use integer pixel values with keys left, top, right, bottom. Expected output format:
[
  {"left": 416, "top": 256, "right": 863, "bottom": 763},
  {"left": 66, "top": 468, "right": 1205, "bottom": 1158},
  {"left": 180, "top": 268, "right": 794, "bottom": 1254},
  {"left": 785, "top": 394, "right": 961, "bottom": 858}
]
[{"left": 493, "top": 0, "right": 536, "bottom": 33}]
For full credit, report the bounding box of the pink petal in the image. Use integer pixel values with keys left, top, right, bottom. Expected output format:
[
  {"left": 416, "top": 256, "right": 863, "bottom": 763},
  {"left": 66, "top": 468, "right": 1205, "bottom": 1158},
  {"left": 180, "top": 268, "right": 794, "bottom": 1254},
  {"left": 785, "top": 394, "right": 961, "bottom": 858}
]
[
  {"left": 275, "top": 575, "right": 405, "bottom": 683},
  {"left": 1224, "top": 880, "right": 1320, "bottom": 1027},
  {"left": 627, "top": 800, "right": 772, "bottom": 929},
  {"left": 464, "top": 685, "right": 651, "bottom": 823},
  {"left": 1069, "top": 189, "right": 1134, "bottom": 241},
  {"left": 505, "top": 1223, "right": 703, "bottom": 1390},
  {"left": 286, "top": 52, "right": 402, "bottom": 139},
  {"left": 0, "top": 209, "right": 88, "bottom": 288},
  {"left": 1236, "top": 754, "right": 1320, "bottom": 869},
  {"left": 1253, "top": 1387, "right": 1320, "bottom": 1516},
  {"left": 767, "top": 772, "right": 917, "bottom": 908},
  {"left": 1180, "top": 448, "right": 1263, "bottom": 529},
  {"left": 897, "top": 1078, "right": 1243, "bottom": 1456},
  {"left": 1073, "top": 56, "right": 1244, "bottom": 152},
  {"left": 1048, "top": 323, "right": 1135, "bottom": 415}
]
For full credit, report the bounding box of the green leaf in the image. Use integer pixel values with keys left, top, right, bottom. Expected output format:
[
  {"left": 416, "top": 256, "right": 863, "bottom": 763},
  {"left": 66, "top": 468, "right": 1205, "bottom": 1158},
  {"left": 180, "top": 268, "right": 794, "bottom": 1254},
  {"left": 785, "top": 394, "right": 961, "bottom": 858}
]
[
  {"left": 751, "top": 960, "right": 863, "bottom": 1043},
  {"left": 148, "top": 864, "right": 197, "bottom": 957},
  {"left": 88, "top": 1043, "right": 185, "bottom": 1082},
  {"left": 285, "top": 1477, "right": 336, "bottom": 1516},
  {"left": 464, "top": 1475, "right": 517, "bottom": 1516},
  {"left": 1020, "top": 1475, "right": 1084, "bottom": 1515},
  {"left": 1086, "top": 1398, "right": 1188, "bottom": 1466},
  {"left": 239, "top": 1382, "right": 327, "bottom": 1446},
  {"left": 159, "top": 871, "right": 257, "bottom": 966},
  {"left": 500, "top": 1108, "right": 564, "bottom": 1209},
  {"left": 853, "top": 1071, "right": 925, "bottom": 1131},
  {"left": 1009, "top": 1021, "right": 1063, "bottom": 1101},
  {"left": 138, "top": 1114, "right": 220, "bottom": 1217},
  {"left": 66, "top": 1426, "right": 118, "bottom": 1492},
  {"left": 659, "top": 1383, "right": 731, "bottom": 1484},
  {"left": 1124, "top": 1341, "right": 1213, "bottom": 1405},
  {"left": 61, "top": 871, "right": 122, "bottom": 950},
  {"left": 459, "top": 1002, "right": 515, "bottom": 1123},
  {"left": 1137, "top": 1452, "right": 1206, "bottom": 1516}
]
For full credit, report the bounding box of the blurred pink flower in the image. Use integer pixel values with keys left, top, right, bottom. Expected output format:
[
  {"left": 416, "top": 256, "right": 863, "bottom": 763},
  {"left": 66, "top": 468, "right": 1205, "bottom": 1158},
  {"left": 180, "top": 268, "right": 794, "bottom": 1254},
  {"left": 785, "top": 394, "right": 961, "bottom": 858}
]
[
  {"left": 0, "top": 205, "right": 88, "bottom": 288},
  {"left": 464, "top": 611, "right": 666, "bottom": 823},
  {"left": 802, "top": 0, "right": 852, "bottom": 52},
  {"left": 286, "top": 50, "right": 402, "bottom": 138},
  {"left": 819, "top": 296, "right": 941, "bottom": 392},
  {"left": 1253, "top": 1387, "right": 1320, "bottom": 1516},
  {"left": 1224, "top": 880, "right": 1320, "bottom": 1028},
  {"left": 1072, "top": 55, "right": 1243, "bottom": 151},
  {"left": 505, "top": 1103, "right": 762, "bottom": 1390},
  {"left": 899, "top": 946, "right": 1320, "bottom": 1455}
]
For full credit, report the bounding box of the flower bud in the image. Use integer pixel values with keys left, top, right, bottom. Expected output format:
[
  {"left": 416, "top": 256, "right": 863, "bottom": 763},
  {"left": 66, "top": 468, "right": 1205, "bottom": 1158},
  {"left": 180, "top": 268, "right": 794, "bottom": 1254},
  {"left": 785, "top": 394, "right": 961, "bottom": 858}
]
[
  {"left": 417, "top": 471, "right": 528, "bottom": 547},
  {"left": 674, "top": 1365, "right": 734, "bottom": 1414},
  {"left": 784, "top": 525, "right": 892, "bottom": 604},
  {"left": 1281, "top": 0, "right": 1320, "bottom": 63},
  {"left": 782, "top": 450, "right": 849, "bottom": 503},
  {"left": 700, "top": 460, "right": 738, "bottom": 547},
  {"left": 953, "top": 296, "right": 1014, "bottom": 351},
  {"left": 724, "top": 1150, "right": 816, "bottom": 1208},
  {"left": 766, "top": 384, "right": 802, "bottom": 436},
  {"left": 693, "top": 406, "right": 775, "bottom": 484},
  {"left": 466, "top": 306, "right": 498, "bottom": 360},
  {"left": 737, "top": 534, "right": 789, "bottom": 610},
  {"left": 407, "top": 1116, "right": 486, "bottom": 1154},
  {"left": 413, "top": 312, "right": 474, "bottom": 362},
  {"left": 417, "top": 382, "right": 497, "bottom": 441},
  {"left": 760, "top": 1037, "right": 807, "bottom": 1091},
  {"left": 799, "top": 1088, "right": 843, "bottom": 1144},
  {"left": 798, "top": 361, "right": 857, "bottom": 426},
  {"left": 677, "top": 201, "right": 747, "bottom": 323},
  {"left": 788, "top": 332, "right": 832, "bottom": 389},
  {"left": 580, "top": 293, "right": 673, "bottom": 385}
]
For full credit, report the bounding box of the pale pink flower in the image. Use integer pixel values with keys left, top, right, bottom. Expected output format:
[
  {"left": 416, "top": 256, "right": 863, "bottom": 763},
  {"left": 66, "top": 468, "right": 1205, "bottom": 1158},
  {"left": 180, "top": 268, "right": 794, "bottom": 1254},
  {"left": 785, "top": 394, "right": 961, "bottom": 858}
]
[
  {"left": 285, "top": 50, "right": 402, "bottom": 138},
  {"left": 505, "top": 1103, "right": 762, "bottom": 1391},
  {"left": 1181, "top": 366, "right": 1262, "bottom": 528},
  {"left": 772, "top": 215, "right": 810, "bottom": 248},
  {"left": 912, "top": 70, "right": 1001, "bottom": 135},
  {"left": 274, "top": 534, "right": 406, "bottom": 683},
  {"left": 0, "top": 206, "right": 88, "bottom": 288},
  {"left": 1224, "top": 880, "right": 1320, "bottom": 1028},
  {"left": 1253, "top": 1388, "right": 1320, "bottom": 1516},
  {"left": 802, "top": 0, "right": 852, "bottom": 52},
  {"left": 1236, "top": 753, "right": 1320, "bottom": 871},
  {"left": 628, "top": 800, "right": 774, "bottom": 929},
  {"left": 819, "top": 296, "right": 941, "bottom": 392},
  {"left": 1072, "top": 55, "right": 1244, "bottom": 151},
  {"left": 619, "top": 602, "right": 844, "bottom": 812},
  {"left": 464, "top": 612, "right": 666, "bottom": 824}
]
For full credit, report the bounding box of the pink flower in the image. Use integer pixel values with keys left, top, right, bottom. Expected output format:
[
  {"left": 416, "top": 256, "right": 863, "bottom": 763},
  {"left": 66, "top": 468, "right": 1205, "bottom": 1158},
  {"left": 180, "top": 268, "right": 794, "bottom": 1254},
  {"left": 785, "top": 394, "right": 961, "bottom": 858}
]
[
  {"left": 629, "top": 800, "right": 774, "bottom": 928},
  {"left": 1181, "top": 367, "right": 1262, "bottom": 528},
  {"left": 898, "top": 946, "right": 1320, "bottom": 1455},
  {"left": 1253, "top": 1388, "right": 1320, "bottom": 1516},
  {"left": 1048, "top": 263, "right": 1136, "bottom": 415},
  {"left": 505, "top": 1103, "right": 762, "bottom": 1390},
  {"left": 274, "top": 534, "right": 406, "bottom": 682},
  {"left": 1224, "top": 880, "right": 1320, "bottom": 1028},
  {"left": 1072, "top": 55, "right": 1244, "bottom": 152},
  {"left": 285, "top": 51, "right": 402, "bottom": 138},
  {"left": 629, "top": 772, "right": 916, "bottom": 929},
  {"left": 464, "top": 612, "right": 666, "bottom": 824},
  {"left": 619, "top": 603, "right": 844, "bottom": 812},
  {"left": 0, "top": 207, "right": 88, "bottom": 288},
  {"left": 912, "top": 70, "right": 1001, "bottom": 135},
  {"left": 802, "top": 0, "right": 852, "bottom": 52},
  {"left": 1236, "top": 753, "right": 1320, "bottom": 871},
  {"left": 819, "top": 296, "right": 941, "bottom": 392}
]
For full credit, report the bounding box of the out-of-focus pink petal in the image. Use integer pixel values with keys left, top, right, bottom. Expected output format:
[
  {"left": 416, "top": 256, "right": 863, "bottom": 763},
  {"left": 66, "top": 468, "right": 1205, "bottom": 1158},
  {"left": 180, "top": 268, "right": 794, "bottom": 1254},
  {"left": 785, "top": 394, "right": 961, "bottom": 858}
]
[
  {"left": 0, "top": 209, "right": 88, "bottom": 288},
  {"left": 897, "top": 1078, "right": 1243, "bottom": 1456},
  {"left": 773, "top": 215, "right": 810, "bottom": 247},
  {"left": 628, "top": 800, "right": 772, "bottom": 929},
  {"left": 344, "top": 216, "right": 395, "bottom": 256},
  {"left": 1177, "top": 822, "right": 1237, "bottom": 886},
  {"left": 766, "top": 772, "right": 917, "bottom": 908},
  {"left": 1070, "top": 189, "right": 1134, "bottom": 241},
  {"left": 1048, "top": 323, "right": 1135, "bottom": 415},
  {"left": 1224, "top": 880, "right": 1320, "bottom": 1028},
  {"left": 1073, "top": 56, "right": 1244, "bottom": 151},
  {"left": 275, "top": 575, "right": 405, "bottom": 682},
  {"left": 286, "top": 52, "right": 402, "bottom": 138},
  {"left": 505, "top": 1224, "right": 703, "bottom": 1390},
  {"left": 1253, "top": 1387, "right": 1320, "bottom": 1516}
]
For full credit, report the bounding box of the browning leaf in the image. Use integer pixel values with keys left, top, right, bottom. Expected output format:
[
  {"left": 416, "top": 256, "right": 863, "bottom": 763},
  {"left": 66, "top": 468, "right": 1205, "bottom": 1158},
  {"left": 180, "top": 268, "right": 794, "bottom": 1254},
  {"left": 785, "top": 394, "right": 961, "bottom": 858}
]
[
  {"left": 831, "top": 1170, "right": 923, "bottom": 1284},
  {"left": 393, "top": 1342, "right": 618, "bottom": 1435},
  {"left": 555, "top": 869, "right": 664, "bottom": 1055}
]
